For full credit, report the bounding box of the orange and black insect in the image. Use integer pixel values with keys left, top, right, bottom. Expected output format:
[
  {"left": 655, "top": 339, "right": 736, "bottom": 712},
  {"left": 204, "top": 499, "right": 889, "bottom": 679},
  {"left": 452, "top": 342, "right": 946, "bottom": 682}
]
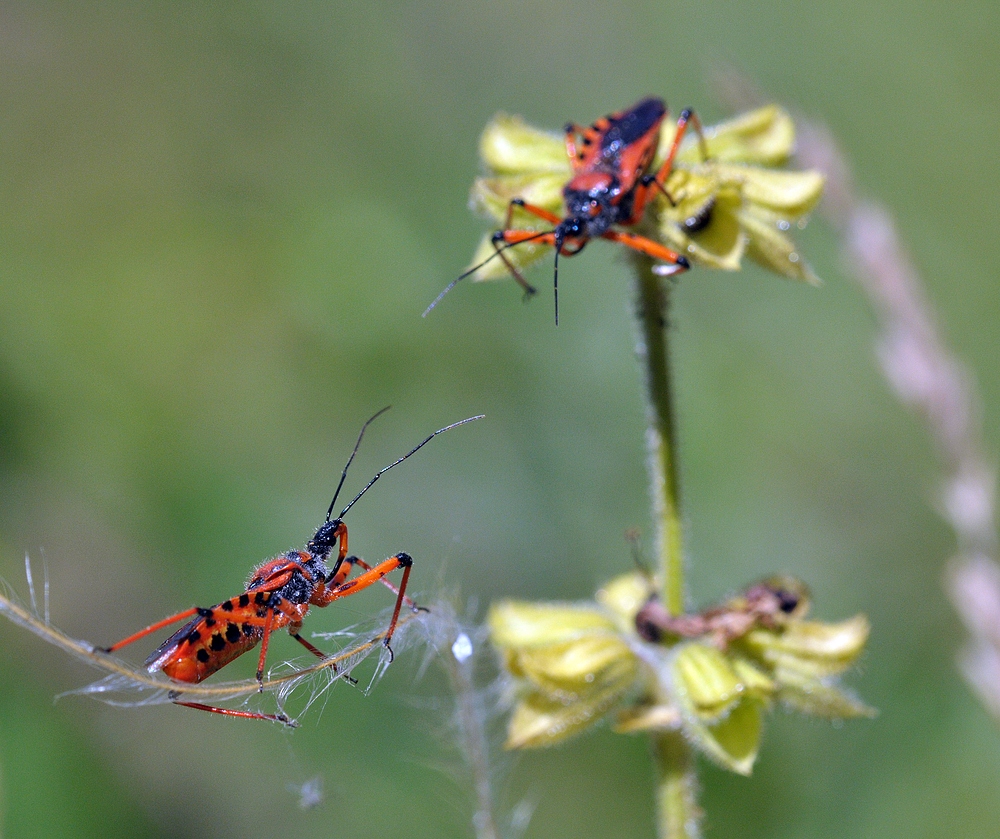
[
  {"left": 427, "top": 97, "right": 708, "bottom": 324},
  {"left": 102, "top": 409, "right": 481, "bottom": 723}
]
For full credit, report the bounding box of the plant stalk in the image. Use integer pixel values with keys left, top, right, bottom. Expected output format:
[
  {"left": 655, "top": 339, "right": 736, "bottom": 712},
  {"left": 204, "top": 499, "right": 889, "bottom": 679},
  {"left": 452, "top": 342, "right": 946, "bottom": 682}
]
[
  {"left": 633, "top": 256, "right": 685, "bottom": 616},
  {"left": 653, "top": 732, "right": 701, "bottom": 839},
  {"left": 635, "top": 257, "right": 698, "bottom": 836}
]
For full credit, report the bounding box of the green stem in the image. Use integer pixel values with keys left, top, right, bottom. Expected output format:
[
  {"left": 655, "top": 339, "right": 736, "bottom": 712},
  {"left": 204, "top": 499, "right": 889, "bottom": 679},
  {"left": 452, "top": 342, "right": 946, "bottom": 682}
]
[
  {"left": 633, "top": 256, "right": 685, "bottom": 616},
  {"left": 635, "top": 258, "right": 699, "bottom": 835},
  {"left": 653, "top": 733, "right": 701, "bottom": 839}
]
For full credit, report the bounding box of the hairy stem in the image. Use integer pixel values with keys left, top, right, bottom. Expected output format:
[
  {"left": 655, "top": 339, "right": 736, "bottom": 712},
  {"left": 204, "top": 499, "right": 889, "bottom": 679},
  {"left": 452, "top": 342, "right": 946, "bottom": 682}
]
[
  {"left": 635, "top": 257, "right": 698, "bottom": 836},
  {"left": 633, "top": 256, "right": 685, "bottom": 615},
  {"left": 653, "top": 732, "right": 701, "bottom": 839}
]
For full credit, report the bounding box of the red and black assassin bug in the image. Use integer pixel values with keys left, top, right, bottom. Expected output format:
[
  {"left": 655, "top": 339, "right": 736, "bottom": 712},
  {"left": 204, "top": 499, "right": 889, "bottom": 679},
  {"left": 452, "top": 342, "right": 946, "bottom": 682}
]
[
  {"left": 102, "top": 409, "right": 482, "bottom": 723},
  {"left": 425, "top": 97, "right": 708, "bottom": 324}
]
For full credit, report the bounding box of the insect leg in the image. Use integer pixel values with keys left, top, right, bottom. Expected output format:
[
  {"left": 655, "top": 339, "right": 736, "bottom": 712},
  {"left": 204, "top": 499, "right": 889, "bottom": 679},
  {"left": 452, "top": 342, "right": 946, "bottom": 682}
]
[
  {"left": 255, "top": 607, "right": 277, "bottom": 688},
  {"left": 634, "top": 108, "right": 709, "bottom": 215},
  {"left": 504, "top": 198, "right": 562, "bottom": 229},
  {"left": 248, "top": 594, "right": 314, "bottom": 687},
  {"left": 100, "top": 606, "right": 201, "bottom": 653},
  {"left": 602, "top": 230, "right": 691, "bottom": 274},
  {"left": 171, "top": 700, "right": 296, "bottom": 726},
  {"left": 563, "top": 122, "right": 584, "bottom": 161},
  {"left": 317, "top": 552, "right": 415, "bottom": 660},
  {"left": 497, "top": 199, "right": 566, "bottom": 299},
  {"left": 652, "top": 108, "right": 708, "bottom": 186},
  {"left": 424, "top": 225, "right": 554, "bottom": 315},
  {"left": 338, "top": 556, "right": 425, "bottom": 613},
  {"left": 492, "top": 226, "right": 562, "bottom": 299},
  {"left": 289, "top": 630, "right": 326, "bottom": 659},
  {"left": 320, "top": 519, "right": 351, "bottom": 583},
  {"left": 286, "top": 625, "right": 359, "bottom": 685}
]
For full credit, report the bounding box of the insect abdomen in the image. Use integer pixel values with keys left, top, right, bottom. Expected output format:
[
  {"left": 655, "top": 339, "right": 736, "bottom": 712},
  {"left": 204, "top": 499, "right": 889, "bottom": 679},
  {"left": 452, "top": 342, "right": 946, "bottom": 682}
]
[{"left": 146, "top": 603, "right": 267, "bottom": 683}]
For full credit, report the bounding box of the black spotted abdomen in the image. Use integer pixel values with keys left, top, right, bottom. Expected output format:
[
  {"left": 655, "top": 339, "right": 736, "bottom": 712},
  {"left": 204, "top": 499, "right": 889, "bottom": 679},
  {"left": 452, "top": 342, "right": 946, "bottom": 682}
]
[{"left": 145, "top": 608, "right": 270, "bottom": 684}]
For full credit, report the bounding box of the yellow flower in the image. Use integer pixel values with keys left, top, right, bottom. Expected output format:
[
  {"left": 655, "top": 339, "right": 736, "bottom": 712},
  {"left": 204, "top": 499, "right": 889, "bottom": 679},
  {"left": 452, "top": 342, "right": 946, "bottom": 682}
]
[
  {"left": 489, "top": 573, "right": 872, "bottom": 774},
  {"left": 488, "top": 601, "right": 641, "bottom": 748},
  {"left": 466, "top": 104, "right": 823, "bottom": 285}
]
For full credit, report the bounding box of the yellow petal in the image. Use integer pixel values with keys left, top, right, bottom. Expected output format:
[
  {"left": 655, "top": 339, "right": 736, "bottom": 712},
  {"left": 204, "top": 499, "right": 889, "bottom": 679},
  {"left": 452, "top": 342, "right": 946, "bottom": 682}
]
[
  {"left": 744, "top": 615, "right": 871, "bottom": 677},
  {"left": 596, "top": 572, "right": 656, "bottom": 632},
  {"left": 707, "top": 164, "right": 825, "bottom": 217},
  {"left": 469, "top": 173, "right": 565, "bottom": 224},
  {"left": 614, "top": 702, "right": 683, "bottom": 734},
  {"left": 672, "top": 105, "right": 796, "bottom": 167},
  {"left": 730, "top": 656, "right": 776, "bottom": 698},
  {"left": 735, "top": 208, "right": 820, "bottom": 284},
  {"left": 479, "top": 114, "right": 570, "bottom": 176},
  {"left": 505, "top": 683, "right": 630, "bottom": 749},
  {"left": 489, "top": 601, "right": 617, "bottom": 649},
  {"left": 774, "top": 667, "right": 877, "bottom": 719},
  {"left": 506, "top": 635, "right": 638, "bottom": 699},
  {"left": 672, "top": 643, "right": 744, "bottom": 720},
  {"left": 659, "top": 168, "right": 720, "bottom": 227},
  {"left": 657, "top": 191, "right": 747, "bottom": 272}
]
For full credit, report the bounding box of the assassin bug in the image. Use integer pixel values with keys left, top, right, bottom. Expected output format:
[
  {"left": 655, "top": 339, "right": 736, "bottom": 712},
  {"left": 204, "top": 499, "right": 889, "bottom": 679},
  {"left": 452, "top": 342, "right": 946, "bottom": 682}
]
[
  {"left": 101, "top": 409, "right": 482, "bottom": 723},
  {"left": 426, "top": 97, "right": 709, "bottom": 324}
]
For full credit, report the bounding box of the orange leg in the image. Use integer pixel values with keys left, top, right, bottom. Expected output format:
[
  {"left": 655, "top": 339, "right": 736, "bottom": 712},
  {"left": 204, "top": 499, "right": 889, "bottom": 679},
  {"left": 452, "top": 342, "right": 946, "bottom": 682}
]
[
  {"left": 318, "top": 552, "right": 415, "bottom": 658},
  {"left": 346, "top": 556, "right": 424, "bottom": 612},
  {"left": 286, "top": 622, "right": 359, "bottom": 685},
  {"left": 482, "top": 229, "right": 548, "bottom": 300},
  {"left": 563, "top": 122, "right": 584, "bottom": 162},
  {"left": 331, "top": 520, "right": 349, "bottom": 565},
  {"left": 289, "top": 629, "right": 326, "bottom": 659},
  {"left": 171, "top": 699, "right": 295, "bottom": 726},
  {"left": 634, "top": 108, "right": 708, "bottom": 216},
  {"left": 490, "top": 199, "right": 565, "bottom": 299},
  {"left": 602, "top": 230, "right": 690, "bottom": 273},
  {"left": 101, "top": 606, "right": 201, "bottom": 653},
  {"left": 327, "top": 554, "right": 357, "bottom": 587},
  {"left": 504, "top": 198, "right": 562, "bottom": 228},
  {"left": 425, "top": 200, "right": 563, "bottom": 316},
  {"left": 253, "top": 596, "right": 309, "bottom": 685},
  {"left": 255, "top": 608, "right": 277, "bottom": 687},
  {"left": 652, "top": 109, "right": 707, "bottom": 183}
]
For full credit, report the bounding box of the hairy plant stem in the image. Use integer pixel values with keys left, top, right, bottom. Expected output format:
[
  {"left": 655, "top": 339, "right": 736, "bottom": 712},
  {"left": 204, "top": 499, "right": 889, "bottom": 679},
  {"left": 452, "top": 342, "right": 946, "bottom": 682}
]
[
  {"left": 653, "top": 732, "right": 701, "bottom": 839},
  {"left": 634, "top": 256, "right": 700, "bottom": 838},
  {"left": 633, "top": 256, "right": 685, "bottom": 615}
]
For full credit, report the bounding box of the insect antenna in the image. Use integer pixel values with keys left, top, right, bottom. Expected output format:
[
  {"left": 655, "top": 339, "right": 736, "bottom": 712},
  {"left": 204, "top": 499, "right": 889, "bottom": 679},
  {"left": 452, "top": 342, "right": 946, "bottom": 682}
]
[
  {"left": 553, "top": 237, "right": 561, "bottom": 326},
  {"left": 337, "top": 415, "right": 484, "bottom": 519},
  {"left": 325, "top": 406, "right": 392, "bottom": 522},
  {"left": 423, "top": 230, "right": 553, "bottom": 317}
]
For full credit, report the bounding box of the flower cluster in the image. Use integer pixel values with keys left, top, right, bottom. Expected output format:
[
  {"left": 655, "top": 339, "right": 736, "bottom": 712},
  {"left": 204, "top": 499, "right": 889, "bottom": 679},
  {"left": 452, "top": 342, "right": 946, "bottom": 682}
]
[{"left": 490, "top": 573, "right": 871, "bottom": 775}]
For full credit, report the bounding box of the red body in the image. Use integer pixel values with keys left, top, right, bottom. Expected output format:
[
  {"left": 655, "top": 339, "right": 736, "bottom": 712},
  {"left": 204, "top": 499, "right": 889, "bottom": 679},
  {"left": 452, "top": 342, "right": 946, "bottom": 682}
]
[
  {"left": 102, "top": 410, "right": 478, "bottom": 723},
  {"left": 559, "top": 96, "right": 668, "bottom": 235},
  {"left": 105, "top": 518, "right": 414, "bottom": 720},
  {"left": 144, "top": 552, "right": 320, "bottom": 684}
]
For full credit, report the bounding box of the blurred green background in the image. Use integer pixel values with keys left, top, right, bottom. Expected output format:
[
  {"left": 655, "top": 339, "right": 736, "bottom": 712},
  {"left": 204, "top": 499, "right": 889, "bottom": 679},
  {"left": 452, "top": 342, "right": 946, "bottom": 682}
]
[{"left": 1, "top": 2, "right": 999, "bottom": 837}]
